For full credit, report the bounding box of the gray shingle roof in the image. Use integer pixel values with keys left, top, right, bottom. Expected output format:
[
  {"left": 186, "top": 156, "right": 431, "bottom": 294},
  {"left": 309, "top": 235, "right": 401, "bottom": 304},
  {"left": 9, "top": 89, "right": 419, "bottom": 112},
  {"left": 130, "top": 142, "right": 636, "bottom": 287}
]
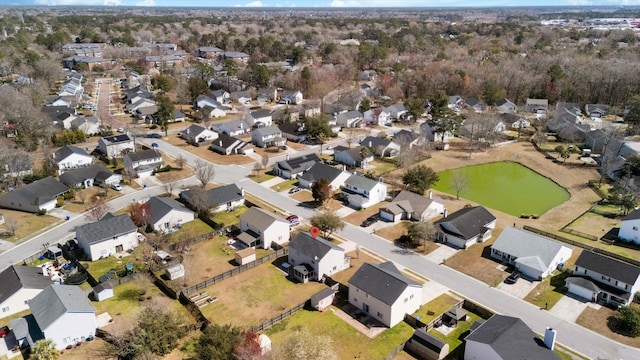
[
  {"left": 0, "top": 176, "right": 68, "bottom": 208},
  {"left": 348, "top": 261, "right": 420, "bottom": 306},
  {"left": 276, "top": 153, "right": 321, "bottom": 173},
  {"left": 435, "top": 206, "right": 496, "bottom": 240},
  {"left": 180, "top": 184, "right": 244, "bottom": 209},
  {"left": 388, "top": 190, "right": 442, "bottom": 218},
  {"left": 0, "top": 265, "right": 51, "bottom": 304},
  {"left": 54, "top": 145, "right": 90, "bottom": 161},
  {"left": 76, "top": 214, "right": 137, "bottom": 245},
  {"left": 289, "top": 232, "right": 343, "bottom": 260},
  {"left": 465, "top": 315, "right": 559, "bottom": 360},
  {"left": 298, "top": 163, "right": 343, "bottom": 184},
  {"left": 240, "top": 207, "right": 287, "bottom": 231},
  {"left": 125, "top": 149, "right": 161, "bottom": 163},
  {"left": 345, "top": 174, "right": 379, "bottom": 192},
  {"left": 575, "top": 251, "right": 640, "bottom": 285},
  {"left": 253, "top": 126, "right": 281, "bottom": 137},
  {"left": 361, "top": 136, "right": 391, "bottom": 149},
  {"left": 250, "top": 109, "right": 271, "bottom": 119},
  {"left": 146, "top": 196, "right": 193, "bottom": 225},
  {"left": 59, "top": 163, "right": 114, "bottom": 186},
  {"left": 29, "top": 285, "right": 95, "bottom": 332},
  {"left": 491, "top": 227, "right": 571, "bottom": 272}
]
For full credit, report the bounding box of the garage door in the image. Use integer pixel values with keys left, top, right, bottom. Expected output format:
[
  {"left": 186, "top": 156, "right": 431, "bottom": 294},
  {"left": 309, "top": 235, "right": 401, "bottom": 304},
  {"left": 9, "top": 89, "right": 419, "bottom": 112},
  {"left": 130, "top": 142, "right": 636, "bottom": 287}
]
[{"left": 567, "top": 283, "right": 595, "bottom": 301}]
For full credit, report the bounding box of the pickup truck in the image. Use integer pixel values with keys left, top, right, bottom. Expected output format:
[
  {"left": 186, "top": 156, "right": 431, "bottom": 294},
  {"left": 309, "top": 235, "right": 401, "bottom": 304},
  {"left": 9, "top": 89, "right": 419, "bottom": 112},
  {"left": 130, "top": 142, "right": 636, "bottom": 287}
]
[{"left": 0, "top": 326, "right": 9, "bottom": 337}]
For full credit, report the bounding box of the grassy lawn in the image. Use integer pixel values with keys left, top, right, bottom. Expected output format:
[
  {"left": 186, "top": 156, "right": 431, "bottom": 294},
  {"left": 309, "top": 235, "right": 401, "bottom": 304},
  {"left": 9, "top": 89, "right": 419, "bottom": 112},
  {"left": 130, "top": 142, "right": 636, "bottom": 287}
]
[
  {"left": 198, "top": 261, "right": 325, "bottom": 327},
  {"left": 270, "top": 178, "right": 297, "bottom": 192},
  {"left": 265, "top": 307, "right": 414, "bottom": 359},
  {"left": 0, "top": 210, "right": 60, "bottom": 243},
  {"left": 167, "top": 218, "right": 214, "bottom": 244},
  {"left": 0, "top": 309, "right": 30, "bottom": 329},
  {"left": 370, "top": 159, "right": 398, "bottom": 175},
  {"left": 444, "top": 234, "right": 507, "bottom": 287},
  {"left": 576, "top": 304, "right": 640, "bottom": 348},
  {"left": 551, "top": 228, "right": 640, "bottom": 262},
  {"left": 428, "top": 312, "right": 480, "bottom": 355},
  {"left": 433, "top": 162, "right": 570, "bottom": 217},
  {"left": 413, "top": 294, "right": 462, "bottom": 324},
  {"left": 524, "top": 249, "right": 582, "bottom": 309},
  {"left": 343, "top": 202, "right": 389, "bottom": 226},
  {"left": 248, "top": 172, "right": 275, "bottom": 183},
  {"left": 82, "top": 253, "right": 145, "bottom": 281},
  {"left": 209, "top": 205, "right": 248, "bottom": 227},
  {"left": 564, "top": 211, "right": 619, "bottom": 240}
]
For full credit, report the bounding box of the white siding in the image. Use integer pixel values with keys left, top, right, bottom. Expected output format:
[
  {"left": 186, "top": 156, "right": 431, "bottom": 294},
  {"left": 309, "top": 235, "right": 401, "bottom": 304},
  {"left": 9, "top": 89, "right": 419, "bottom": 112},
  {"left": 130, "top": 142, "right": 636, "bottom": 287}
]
[
  {"left": 57, "top": 153, "right": 93, "bottom": 173},
  {"left": 619, "top": 218, "right": 640, "bottom": 245},
  {"left": 262, "top": 221, "right": 290, "bottom": 249},
  {"left": 44, "top": 312, "right": 97, "bottom": 350},
  {"left": 79, "top": 231, "right": 139, "bottom": 261},
  {"left": 0, "top": 288, "right": 43, "bottom": 317},
  {"left": 152, "top": 209, "right": 195, "bottom": 232},
  {"left": 348, "top": 284, "right": 421, "bottom": 328},
  {"left": 567, "top": 282, "right": 596, "bottom": 302}
]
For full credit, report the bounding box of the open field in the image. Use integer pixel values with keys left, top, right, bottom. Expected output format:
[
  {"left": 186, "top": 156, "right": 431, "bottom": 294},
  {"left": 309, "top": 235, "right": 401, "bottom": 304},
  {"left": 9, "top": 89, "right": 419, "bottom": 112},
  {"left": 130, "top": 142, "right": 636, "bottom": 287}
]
[
  {"left": 0, "top": 210, "right": 60, "bottom": 243},
  {"left": 433, "top": 161, "right": 570, "bottom": 217},
  {"left": 343, "top": 202, "right": 389, "bottom": 226}
]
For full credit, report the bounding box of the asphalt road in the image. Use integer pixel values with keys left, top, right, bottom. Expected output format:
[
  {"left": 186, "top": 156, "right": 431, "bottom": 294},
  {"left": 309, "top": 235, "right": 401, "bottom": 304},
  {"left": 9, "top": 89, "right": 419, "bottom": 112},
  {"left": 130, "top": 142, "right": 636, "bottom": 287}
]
[{"left": 0, "top": 136, "right": 635, "bottom": 359}]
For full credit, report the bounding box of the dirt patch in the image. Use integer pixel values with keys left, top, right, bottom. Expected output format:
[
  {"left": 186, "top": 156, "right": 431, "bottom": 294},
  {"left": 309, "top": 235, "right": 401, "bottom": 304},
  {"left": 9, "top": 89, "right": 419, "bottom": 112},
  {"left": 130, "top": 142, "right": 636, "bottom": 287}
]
[
  {"left": 577, "top": 305, "right": 640, "bottom": 348},
  {"left": 343, "top": 202, "right": 389, "bottom": 226}
]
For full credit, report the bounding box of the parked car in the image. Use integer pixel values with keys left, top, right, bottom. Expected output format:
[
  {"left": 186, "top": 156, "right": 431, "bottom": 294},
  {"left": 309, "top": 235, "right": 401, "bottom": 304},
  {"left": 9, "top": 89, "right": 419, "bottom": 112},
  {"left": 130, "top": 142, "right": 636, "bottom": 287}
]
[
  {"left": 286, "top": 215, "right": 300, "bottom": 227},
  {"left": 111, "top": 184, "right": 123, "bottom": 191},
  {"left": 280, "top": 145, "right": 288, "bottom": 150},
  {"left": 288, "top": 187, "right": 301, "bottom": 194},
  {"left": 151, "top": 142, "right": 159, "bottom": 148},
  {"left": 505, "top": 271, "right": 520, "bottom": 284},
  {"left": 360, "top": 215, "right": 379, "bottom": 228},
  {"left": 117, "top": 127, "right": 125, "bottom": 133},
  {"left": 147, "top": 133, "right": 162, "bottom": 139}
]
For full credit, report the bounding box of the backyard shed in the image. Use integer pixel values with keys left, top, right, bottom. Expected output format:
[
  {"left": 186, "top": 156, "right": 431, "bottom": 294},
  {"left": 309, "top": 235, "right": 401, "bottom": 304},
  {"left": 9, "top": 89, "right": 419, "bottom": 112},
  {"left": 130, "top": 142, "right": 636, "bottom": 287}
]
[
  {"left": 404, "top": 328, "right": 450, "bottom": 360},
  {"left": 235, "top": 247, "right": 256, "bottom": 266},
  {"left": 310, "top": 287, "right": 336, "bottom": 311},
  {"left": 92, "top": 282, "right": 114, "bottom": 301},
  {"left": 165, "top": 263, "right": 185, "bottom": 280},
  {"left": 443, "top": 306, "right": 467, "bottom": 326}
]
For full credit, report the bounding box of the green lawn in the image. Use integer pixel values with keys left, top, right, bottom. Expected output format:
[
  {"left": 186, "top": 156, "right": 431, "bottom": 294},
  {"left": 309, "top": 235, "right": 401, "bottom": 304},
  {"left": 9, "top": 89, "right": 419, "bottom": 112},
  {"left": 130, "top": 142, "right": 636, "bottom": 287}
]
[
  {"left": 412, "top": 294, "right": 461, "bottom": 324},
  {"left": 524, "top": 270, "right": 572, "bottom": 309},
  {"left": 433, "top": 161, "right": 570, "bottom": 217},
  {"left": 270, "top": 179, "right": 298, "bottom": 192},
  {"left": 249, "top": 173, "right": 275, "bottom": 183},
  {"left": 429, "top": 313, "right": 480, "bottom": 354},
  {"left": 168, "top": 218, "right": 214, "bottom": 243},
  {"left": 265, "top": 308, "right": 414, "bottom": 359},
  {"left": 210, "top": 205, "right": 249, "bottom": 227},
  {"left": 370, "top": 159, "right": 398, "bottom": 175}
]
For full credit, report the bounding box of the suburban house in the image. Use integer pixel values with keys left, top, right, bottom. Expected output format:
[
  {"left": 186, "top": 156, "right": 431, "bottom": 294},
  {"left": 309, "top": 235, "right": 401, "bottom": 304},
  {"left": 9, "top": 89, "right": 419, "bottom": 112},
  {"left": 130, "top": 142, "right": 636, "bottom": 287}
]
[
  {"left": 342, "top": 173, "right": 387, "bottom": 209},
  {"left": 272, "top": 108, "right": 300, "bottom": 123},
  {"left": 76, "top": 213, "right": 138, "bottom": 261},
  {"left": 173, "top": 110, "right": 186, "bottom": 122},
  {"left": 98, "top": 134, "right": 134, "bottom": 158},
  {"left": 257, "top": 88, "right": 278, "bottom": 103},
  {"left": 458, "top": 117, "right": 506, "bottom": 139},
  {"left": 198, "top": 46, "right": 224, "bottom": 59},
  {"left": 333, "top": 146, "right": 374, "bottom": 168},
  {"left": 392, "top": 130, "right": 427, "bottom": 149},
  {"left": 245, "top": 110, "right": 273, "bottom": 127},
  {"left": 11, "top": 285, "right": 97, "bottom": 351},
  {"left": 274, "top": 153, "right": 322, "bottom": 179},
  {"left": 0, "top": 176, "right": 69, "bottom": 213},
  {"left": 434, "top": 206, "right": 497, "bottom": 249},
  {"left": 224, "top": 51, "right": 250, "bottom": 64},
  {"left": 59, "top": 163, "right": 121, "bottom": 188},
  {"left": 0, "top": 265, "right": 52, "bottom": 317},
  {"left": 279, "top": 90, "right": 304, "bottom": 105},
  {"left": 196, "top": 94, "right": 222, "bottom": 110},
  {"left": 526, "top": 98, "right": 549, "bottom": 115},
  {"left": 385, "top": 104, "right": 408, "bottom": 120},
  {"left": 181, "top": 124, "right": 218, "bottom": 145},
  {"left": 364, "top": 107, "right": 391, "bottom": 126},
  {"left": 145, "top": 196, "right": 195, "bottom": 233},
  {"left": 71, "top": 116, "right": 100, "bottom": 135},
  {"left": 495, "top": 98, "right": 517, "bottom": 113},
  {"left": 179, "top": 183, "right": 245, "bottom": 213},
  {"left": 209, "top": 133, "right": 254, "bottom": 155},
  {"left": 565, "top": 251, "right": 640, "bottom": 306},
  {"left": 123, "top": 149, "right": 163, "bottom": 178},
  {"left": 379, "top": 190, "right": 445, "bottom": 223},
  {"left": 348, "top": 262, "right": 422, "bottom": 328},
  {"left": 277, "top": 122, "right": 307, "bottom": 143},
  {"left": 584, "top": 128, "right": 623, "bottom": 155},
  {"left": 53, "top": 145, "right": 93, "bottom": 174},
  {"left": 490, "top": 227, "right": 573, "bottom": 280},
  {"left": 420, "top": 122, "right": 455, "bottom": 143},
  {"left": 618, "top": 208, "right": 640, "bottom": 244},
  {"left": 360, "top": 136, "right": 400, "bottom": 158},
  {"left": 251, "top": 126, "right": 285, "bottom": 148},
  {"left": 298, "top": 162, "right": 350, "bottom": 190},
  {"left": 213, "top": 119, "right": 251, "bottom": 136},
  {"left": 238, "top": 207, "right": 290, "bottom": 249},
  {"left": 335, "top": 110, "right": 363, "bottom": 128},
  {"left": 499, "top": 113, "right": 531, "bottom": 130},
  {"left": 464, "top": 315, "right": 559, "bottom": 360},
  {"left": 585, "top": 104, "right": 609, "bottom": 119},
  {"left": 465, "top": 98, "right": 487, "bottom": 113},
  {"left": 229, "top": 90, "right": 251, "bottom": 104},
  {"left": 288, "top": 232, "right": 350, "bottom": 283}
]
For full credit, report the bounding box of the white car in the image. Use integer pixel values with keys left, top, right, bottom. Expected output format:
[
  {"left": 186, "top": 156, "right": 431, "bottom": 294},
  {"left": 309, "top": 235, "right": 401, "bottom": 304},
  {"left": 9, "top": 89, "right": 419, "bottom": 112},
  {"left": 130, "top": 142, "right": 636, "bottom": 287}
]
[{"left": 111, "top": 184, "right": 123, "bottom": 191}]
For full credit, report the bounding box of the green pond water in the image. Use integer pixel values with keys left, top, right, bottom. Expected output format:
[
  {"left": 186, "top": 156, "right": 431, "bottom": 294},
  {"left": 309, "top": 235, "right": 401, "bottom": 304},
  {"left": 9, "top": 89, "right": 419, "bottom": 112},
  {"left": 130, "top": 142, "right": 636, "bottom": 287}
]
[{"left": 433, "top": 161, "right": 570, "bottom": 217}]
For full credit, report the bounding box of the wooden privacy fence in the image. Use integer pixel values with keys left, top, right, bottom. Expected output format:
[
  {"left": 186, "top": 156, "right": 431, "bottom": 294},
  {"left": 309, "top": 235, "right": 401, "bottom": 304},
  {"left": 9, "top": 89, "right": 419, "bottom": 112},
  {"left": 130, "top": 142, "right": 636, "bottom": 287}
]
[
  {"left": 181, "top": 248, "right": 287, "bottom": 295},
  {"left": 251, "top": 301, "right": 307, "bottom": 333}
]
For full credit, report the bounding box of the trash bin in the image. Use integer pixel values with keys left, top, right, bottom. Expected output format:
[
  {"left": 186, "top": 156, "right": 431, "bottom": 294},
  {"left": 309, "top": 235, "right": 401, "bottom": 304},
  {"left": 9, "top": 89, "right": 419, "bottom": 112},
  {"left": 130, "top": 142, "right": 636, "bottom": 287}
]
[
  {"left": 65, "top": 215, "right": 70, "bottom": 221},
  {"left": 143, "top": 184, "right": 147, "bottom": 188}
]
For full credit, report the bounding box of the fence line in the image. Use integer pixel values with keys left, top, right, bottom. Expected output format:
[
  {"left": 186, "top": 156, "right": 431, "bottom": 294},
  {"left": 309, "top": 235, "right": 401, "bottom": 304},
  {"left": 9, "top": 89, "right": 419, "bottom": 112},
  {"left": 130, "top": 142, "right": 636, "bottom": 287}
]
[
  {"left": 251, "top": 301, "right": 307, "bottom": 333},
  {"left": 181, "top": 248, "right": 287, "bottom": 295},
  {"left": 384, "top": 342, "right": 407, "bottom": 360}
]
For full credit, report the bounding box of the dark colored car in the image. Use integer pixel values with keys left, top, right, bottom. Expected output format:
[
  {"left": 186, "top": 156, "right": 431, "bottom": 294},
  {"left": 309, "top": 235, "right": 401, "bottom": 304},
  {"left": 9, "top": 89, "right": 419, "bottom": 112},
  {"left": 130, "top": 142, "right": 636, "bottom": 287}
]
[
  {"left": 360, "top": 215, "right": 379, "bottom": 227},
  {"left": 147, "top": 133, "right": 162, "bottom": 139},
  {"left": 505, "top": 271, "right": 520, "bottom": 284}
]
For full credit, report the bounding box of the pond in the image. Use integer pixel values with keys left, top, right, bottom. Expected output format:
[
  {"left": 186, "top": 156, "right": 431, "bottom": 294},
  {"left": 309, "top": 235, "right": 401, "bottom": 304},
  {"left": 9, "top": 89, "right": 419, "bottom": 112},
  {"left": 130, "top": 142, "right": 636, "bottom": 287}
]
[{"left": 433, "top": 161, "right": 570, "bottom": 217}]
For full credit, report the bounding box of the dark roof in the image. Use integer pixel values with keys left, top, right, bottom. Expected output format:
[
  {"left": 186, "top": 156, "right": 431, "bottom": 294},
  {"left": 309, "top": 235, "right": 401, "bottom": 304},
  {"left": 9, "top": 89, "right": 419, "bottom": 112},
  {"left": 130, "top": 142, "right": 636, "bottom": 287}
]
[
  {"left": 180, "top": 183, "right": 244, "bottom": 208},
  {"left": 361, "top": 136, "right": 391, "bottom": 150},
  {"left": 54, "top": 145, "right": 90, "bottom": 161},
  {"left": 210, "top": 133, "right": 244, "bottom": 150},
  {"left": 76, "top": 214, "right": 137, "bottom": 245},
  {"left": 29, "top": 285, "right": 95, "bottom": 331},
  {"left": 410, "top": 328, "right": 447, "bottom": 353},
  {"left": 0, "top": 176, "right": 68, "bottom": 207},
  {"left": 311, "top": 287, "right": 336, "bottom": 304},
  {"left": 146, "top": 196, "right": 193, "bottom": 225},
  {"left": 183, "top": 124, "right": 208, "bottom": 139},
  {"left": 239, "top": 207, "right": 288, "bottom": 231},
  {"left": 387, "top": 190, "right": 441, "bottom": 217},
  {"left": 59, "top": 163, "right": 114, "bottom": 186},
  {"left": 465, "top": 315, "right": 559, "bottom": 360},
  {"left": 298, "top": 163, "right": 343, "bottom": 184},
  {"left": 334, "top": 145, "right": 373, "bottom": 164},
  {"left": 392, "top": 130, "right": 420, "bottom": 144},
  {"left": 0, "top": 265, "right": 51, "bottom": 304},
  {"left": 101, "top": 134, "right": 133, "bottom": 145},
  {"left": 499, "top": 112, "right": 524, "bottom": 124},
  {"left": 435, "top": 206, "right": 496, "bottom": 240},
  {"left": 125, "top": 149, "right": 162, "bottom": 163},
  {"left": 348, "top": 261, "right": 420, "bottom": 306},
  {"left": 289, "top": 232, "right": 343, "bottom": 260},
  {"left": 276, "top": 153, "right": 321, "bottom": 173},
  {"left": 575, "top": 251, "right": 640, "bottom": 285},
  {"left": 622, "top": 208, "right": 640, "bottom": 221},
  {"left": 250, "top": 109, "right": 271, "bottom": 119}
]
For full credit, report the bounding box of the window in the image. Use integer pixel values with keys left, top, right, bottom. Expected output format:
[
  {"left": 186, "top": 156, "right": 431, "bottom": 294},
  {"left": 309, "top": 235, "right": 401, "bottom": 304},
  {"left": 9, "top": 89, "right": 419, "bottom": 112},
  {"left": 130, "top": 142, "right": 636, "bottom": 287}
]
[
  {"left": 410, "top": 294, "right": 414, "bottom": 299},
  {"left": 2, "top": 307, "right": 9, "bottom": 312},
  {"left": 353, "top": 298, "right": 357, "bottom": 303},
  {"left": 377, "top": 312, "right": 383, "bottom": 318},
  {"left": 634, "top": 226, "right": 639, "bottom": 231},
  {"left": 404, "top": 298, "right": 408, "bottom": 303}
]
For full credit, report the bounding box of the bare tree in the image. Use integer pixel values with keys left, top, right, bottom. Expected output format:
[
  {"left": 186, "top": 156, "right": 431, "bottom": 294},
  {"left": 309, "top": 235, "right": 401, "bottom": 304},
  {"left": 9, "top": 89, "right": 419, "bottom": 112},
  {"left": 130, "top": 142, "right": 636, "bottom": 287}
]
[
  {"left": 86, "top": 197, "right": 112, "bottom": 222},
  {"left": 176, "top": 155, "right": 186, "bottom": 170},
  {"left": 77, "top": 189, "right": 88, "bottom": 205},
  {"left": 253, "top": 162, "right": 264, "bottom": 176},
  {"left": 261, "top": 154, "right": 270, "bottom": 172},
  {"left": 4, "top": 216, "right": 18, "bottom": 236},
  {"left": 195, "top": 160, "right": 215, "bottom": 187},
  {"left": 451, "top": 172, "right": 470, "bottom": 200}
]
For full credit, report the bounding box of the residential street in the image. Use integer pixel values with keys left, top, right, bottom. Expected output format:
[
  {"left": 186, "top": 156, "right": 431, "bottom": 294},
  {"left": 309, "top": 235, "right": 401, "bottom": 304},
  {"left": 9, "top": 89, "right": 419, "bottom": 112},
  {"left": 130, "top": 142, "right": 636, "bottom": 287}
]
[{"left": 0, "top": 137, "right": 636, "bottom": 359}]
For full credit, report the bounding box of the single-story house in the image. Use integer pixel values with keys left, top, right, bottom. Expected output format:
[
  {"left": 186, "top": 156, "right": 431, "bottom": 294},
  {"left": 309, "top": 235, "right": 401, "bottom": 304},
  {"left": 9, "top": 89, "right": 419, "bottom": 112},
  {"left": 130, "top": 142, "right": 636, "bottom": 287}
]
[
  {"left": 0, "top": 265, "right": 52, "bottom": 317},
  {"left": 274, "top": 153, "right": 322, "bottom": 179},
  {"left": 297, "top": 162, "right": 350, "bottom": 191},
  {"left": 212, "top": 119, "right": 251, "bottom": 136},
  {"left": 499, "top": 113, "right": 530, "bottom": 130},
  {"left": 53, "top": 145, "right": 93, "bottom": 174},
  {"left": 182, "top": 124, "right": 218, "bottom": 145},
  {"left": 434, "top": 206, "right": 497, "bottom": 249},
  {"left": 392, "top": 130, "right": 427, "bottom": 149},
  {"left": 490, "top": 227, "right": 573, "bottom": 280},
  {"left": 238, "top": 207, "right": 290, "bottom": 249},
  {"left": 465, "top": 97, "right": 487, "bottom": 113},
  {"left": 209, "top": 133, "right": 254, "bottom": 155},
  {"left": 495, "top": 98, "right": 517, "bottom": 113},
  {"left": 585, "top": 104, "right": 609, "bottom": 119},
  {"left": 360, "top": 136, "right": 400, "bottom": 158},
  {"left": 98, "top": 134, "right": 134, "bottom": 158},
  {"left": 0, "top": 176, "right": 68, "bottom": 213},
  {"left": 123, "top": 149, "right": 163, "bottom": 178},
  {"left": 288, "top": 232, "right": 350, "bottom": 283},
  {"left": 180, "top": 183, "right": 245, "bottom": 213},
  {"left": 145, "top": 196, "right": 195, "bottom": 233},
  {"left": 348, "top": 261, "right": 422, "bottom": 328},
  {"left": 59, "top": 163, "right": 121, "bottom": 188},
  {"left": 333, "top": 145, "right": 373, "bottom": 168},
  {"left": 76, "top": 213, "right": 138, "bottom": 261},
  {"left": 342, "top": 173, "right": 387, "bottom": 209},
  {"left": 379, "top": 190, "right": 444, "bottom": 223}
]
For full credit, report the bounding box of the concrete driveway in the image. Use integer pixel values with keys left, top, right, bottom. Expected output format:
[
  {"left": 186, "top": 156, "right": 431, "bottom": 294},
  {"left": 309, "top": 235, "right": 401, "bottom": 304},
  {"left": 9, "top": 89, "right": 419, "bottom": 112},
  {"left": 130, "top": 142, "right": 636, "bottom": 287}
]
[
  {"left": 549, "top": 293, "right": 589, "bottom": 323},
  {"left": 425, "top": 244, "right": 459, "bottom": 264},
  {"left": 496, "top": 277, "right": 539, "bottom": 299}
]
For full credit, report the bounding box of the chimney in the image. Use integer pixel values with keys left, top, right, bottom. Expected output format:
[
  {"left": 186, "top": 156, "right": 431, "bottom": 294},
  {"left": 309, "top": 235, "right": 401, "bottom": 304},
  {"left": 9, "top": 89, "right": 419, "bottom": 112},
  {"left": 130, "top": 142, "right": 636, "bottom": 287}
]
[
  {"left": 369, "top": 141, "right": 372, "bottom": 147},
  {"left": 219, "top": 140, "right": 223, "bottom": 146},
  {"left": 240, "top": 187, "right": 245, "bottom": 197},
  {"left": 443, "top": 209, "right": 448, "bottom": 218},
  {"left": 240, "top": 122, "right": 244, "bottom": 129},
  {"left": 544, "top": 327, "right": 556, "bottom": 351},
  {"left": 286, "top": 154, "right": 289, "bottom": 160},
  {"left": 429, "top": 191, "right": 432, "bottom": 199}
]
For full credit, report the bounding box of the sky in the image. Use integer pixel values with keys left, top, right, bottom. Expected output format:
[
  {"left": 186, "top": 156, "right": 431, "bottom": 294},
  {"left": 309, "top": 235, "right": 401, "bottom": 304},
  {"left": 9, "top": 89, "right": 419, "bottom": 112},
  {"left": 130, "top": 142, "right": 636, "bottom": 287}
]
[{"left": 5, "top": 0, "right": 640, "bottom": 8}]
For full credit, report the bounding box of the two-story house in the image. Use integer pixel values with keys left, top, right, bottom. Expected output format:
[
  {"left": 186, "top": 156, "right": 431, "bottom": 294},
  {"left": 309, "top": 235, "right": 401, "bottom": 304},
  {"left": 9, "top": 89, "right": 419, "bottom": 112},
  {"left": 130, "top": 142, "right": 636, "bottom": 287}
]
[
  {"left": 364, "top": 107, "right": 391, "bottom": 126},
  {"left": 251, "top": 126, "right": 285, "bottom": 148},
  {"left": 98, "top": 134, "right": 134, "bottom": 158},
  {"left": 238, "top": 207, "right": 290, "bottom": 249},
  {"left": 246, "top": 110, "right": 273, "bottom": 127},
  {"left": 617, "top": 208, "right": 640, "bottom": 245},
  {"left": 145, "top": 196, "right": 195, "bottom": 233},
  {"left": 123, "top": 149, "right": 163, "bottom": 178},
  {"left": 342, "top": 173, "right": 387, "bottom": 209},
  {"left": 434, "top": 206, "right": 497, "bottom": 249},
  {"left": 53, "top": 145, "right": 93, "bottom": 174},
  {"left": 76, "top": 213, "right": 139, "bottom": 261},
  {"left": 288, "top": 232, "right": 350, "bottom": 283},
  {"left": 335, "top": 110, "right": 363, "bottom": 128},
  {"left": 333, "top": 146, "right": 374, "bottom": 168},
  {"left": 0, "top": 265, "right": 52, "bottom": 317},
  {"left": 0, "top": 177, "right": 69, "bottom": 213}
]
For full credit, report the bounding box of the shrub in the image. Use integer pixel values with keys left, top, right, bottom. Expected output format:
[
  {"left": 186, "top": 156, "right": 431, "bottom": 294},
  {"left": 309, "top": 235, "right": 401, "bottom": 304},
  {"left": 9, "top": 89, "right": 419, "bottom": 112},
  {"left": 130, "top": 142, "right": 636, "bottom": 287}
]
[
  {"left": 520, "top": 214, "right": 530, "bottom": 219},
  {"left": 531, "top": 214, "right": 539, "bottom": 219},
  {"left": 56, "top": 196, "right": 64, "bottom": 207},
  {"left": 615, "top": 306, "right": 640, "bottom": 337},
  {"left": 37, "top": 209, "right": 47, "bottom": 216},
  {"left": 150, "top": 124, "right": 158, "bottom": 129},
  {"left": 154, "top": 165, "right": 173, "bottom": 173},
  {"left": 64, "top": 188, "right": 75, "bottom": 200}
]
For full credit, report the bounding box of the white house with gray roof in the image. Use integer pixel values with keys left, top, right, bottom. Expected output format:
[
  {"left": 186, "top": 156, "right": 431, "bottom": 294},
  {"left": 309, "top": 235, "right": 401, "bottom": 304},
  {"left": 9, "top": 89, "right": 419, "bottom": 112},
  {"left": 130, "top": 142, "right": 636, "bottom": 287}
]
[
  {"left": 335, "top": 110, "right": 363, "bottom": 128},
  {"left": 490, "top": 227, "right": 573, "bottom": 280},
  {"left": 146, "top": 196, "right": 195, "bottom": 233},
  {"left": 348, "top": 262, "right": 422, "bottom": 327},
  {"left": 434, "top": 206, "right": 497, "bottom": 249},
  {"left": 0, "top": 265, "right": 52, "bottom": 317},
  {"left": 288, "top": 232, "right": 350, "bottom": 283},
  {"left": 180, "top": 184, "right": 245, "bottom": 213},
  {"left": 181, "top": 124, "right": 218, "bottom": 145},
  {"left": 98, "top": 134, "right": 134, "bottom": 158},
  {"left": 76, "top": 213, "right": 138, "bottom": 260},
  {"left": 59, "top": 163, "right": 120, "bottom": 188},
  {"left": 275, "top": 153, "right": 322, "bottom": 179},
  {"left": 251, "top": 126, "right": 285, "bottom": 148},
  {"left": 246, "top": 109, "right": 273, "bottom": 127},
  {"left": 238, "top": 207, "right": 290, "bottom": 249},
  {"left": 298, "top": 162, "right": 350, "bottom": 191},
  {"left": 123, "top": 149, "right": 163, "bottom": 178},
  {"left": 342, "top": 174, "right": 387, "bottom": 209},
  {"left": 11, "top": 285, "right": 97, "bottom": 350},
  {"left": 379, "top": 190, "right": 444, "bottom": 223},
  {"left": 0, "top": 176, "right": 68, "bottom": 213},
  {"left": 53, "top": 145, "right": 93, "bottom": 174},
  {"left": 213, "top": 119, "right": 251, "bottom": 136}
]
